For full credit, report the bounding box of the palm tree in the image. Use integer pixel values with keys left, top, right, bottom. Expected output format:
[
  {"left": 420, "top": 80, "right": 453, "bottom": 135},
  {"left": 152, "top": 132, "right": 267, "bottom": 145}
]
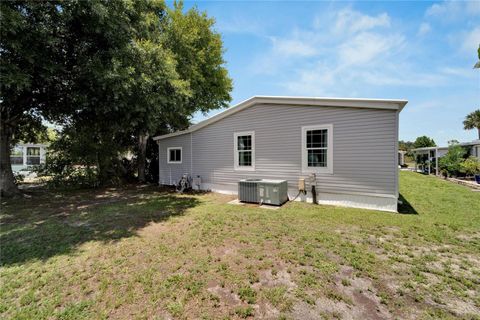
[{"left": 463, "top": 109, "right": 480, "bottom": 139}]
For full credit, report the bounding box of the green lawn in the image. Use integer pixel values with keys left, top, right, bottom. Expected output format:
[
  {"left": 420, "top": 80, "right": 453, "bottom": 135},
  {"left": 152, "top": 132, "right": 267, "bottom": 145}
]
[{"left": 1, "top": 172, "right": 479, "bottom": 319}]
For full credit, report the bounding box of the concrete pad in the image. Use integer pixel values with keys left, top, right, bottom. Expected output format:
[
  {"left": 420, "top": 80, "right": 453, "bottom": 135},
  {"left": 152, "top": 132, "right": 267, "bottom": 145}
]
[
  {"left": 227, "top": 199, "right": 282, "bottom": 210},
  {"left": 227, "top": 199, "right": 245, "bottom": 205},
  {"left": 259, "top": 204, "right": 281, "bottom": 210}
]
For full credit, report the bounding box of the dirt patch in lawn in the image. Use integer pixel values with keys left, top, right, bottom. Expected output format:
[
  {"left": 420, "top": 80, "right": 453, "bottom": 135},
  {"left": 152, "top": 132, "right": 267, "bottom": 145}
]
[
  {"left": 207, "top": 283, "right": 242, "bottom": 306},
  {"left": 253, "top": 269, "right": 297, "bottom": 290},
  {"left": 316, "top": 265, "right": 392, "bottom": 320},
  {"left": 340, "top": 227, "right": 480, "bottom": 319}
]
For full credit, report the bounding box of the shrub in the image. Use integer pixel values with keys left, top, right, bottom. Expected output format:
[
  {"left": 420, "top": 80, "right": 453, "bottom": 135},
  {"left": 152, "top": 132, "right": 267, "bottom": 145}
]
[
  {"left": 36, "top": 140, "right": 137, "bottom": 189},
  {"left": 40, "top": 165, "right": 99, "bottom": 189},
  {"left": 439, "top": 144, "right": 467, "bottom": 177},
  {"left": 461, "top": 157, "right": 480, "bottom": 176},
  {"left": 416, "top": 154, "right": 428, "bottom": 166}
]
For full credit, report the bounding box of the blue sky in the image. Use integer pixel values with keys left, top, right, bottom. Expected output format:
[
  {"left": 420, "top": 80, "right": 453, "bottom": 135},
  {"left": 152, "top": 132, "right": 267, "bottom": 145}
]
[{"left": 181, "top": 0, "right": 480, "bottom": 146}]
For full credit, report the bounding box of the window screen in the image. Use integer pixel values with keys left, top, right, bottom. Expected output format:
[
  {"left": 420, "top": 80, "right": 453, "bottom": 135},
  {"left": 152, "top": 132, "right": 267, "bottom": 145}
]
[
  {"left": 10, "top": 146, "right": 24, "bottom": 165},
  {"left": 168, "top": 148, "right": 181, "bottom": 163},
  {"left": 306, "top": 129, "right": 328, "bottom": 167},
  {"left": 26, "top": 147, "right": 40, "bottom": 165},
  {"left": 237, "top": 135, "right": 252, "bottom": 166}
]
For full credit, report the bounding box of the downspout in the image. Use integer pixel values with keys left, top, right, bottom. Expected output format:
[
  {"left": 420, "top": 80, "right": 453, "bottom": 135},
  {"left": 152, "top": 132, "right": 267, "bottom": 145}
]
[
  {"left": 157, "top": 140, "right": 161, "bottom": 185},
  {"left": 311, "top": 185, "right": 317, "bottom": 204},
  {"left": 190, "top": 132, "right": 193, "bottom": 176}
]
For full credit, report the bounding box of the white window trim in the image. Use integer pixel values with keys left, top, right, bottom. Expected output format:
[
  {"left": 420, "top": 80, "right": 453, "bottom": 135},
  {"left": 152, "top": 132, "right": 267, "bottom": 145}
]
[
  {"left": 234, "top": 131, "right": 255, "bottom": 171},
  {"left": 301, "top": 124, "right": 333, "bottom": 174},
  {"left": 167, "top": 147, "right": 182, "bottom": 164}
]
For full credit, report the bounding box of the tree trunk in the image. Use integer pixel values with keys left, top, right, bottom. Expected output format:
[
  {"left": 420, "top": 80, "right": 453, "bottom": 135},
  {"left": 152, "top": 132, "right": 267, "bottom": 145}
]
[
  {"left": 137, "top": 133, "right": 149, "bottom": 183},
  {"left": 477, "top": 127, "right": 480, "bottom": 140},
  {"left": 0, "top": 121, "right": 21, "bottom": 198}
]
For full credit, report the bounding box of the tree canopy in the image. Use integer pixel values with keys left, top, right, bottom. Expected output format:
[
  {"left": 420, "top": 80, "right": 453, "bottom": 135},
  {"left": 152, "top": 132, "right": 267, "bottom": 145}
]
[
  {"left": 0, "top": 0, "right": 232, "bottom": 196},
  {"left": 439, "top": 143, "right": 468, "bottom": 177},
  {"left": 413, "top": 136, "right": 436, "bottom": 149}
]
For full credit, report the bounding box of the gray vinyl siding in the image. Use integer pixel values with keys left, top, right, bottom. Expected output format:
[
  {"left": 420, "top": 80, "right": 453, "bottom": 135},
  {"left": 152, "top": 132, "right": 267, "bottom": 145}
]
[
  {"left": 158, "top": 134, "right": 191, "bottom": 186},
  {"left": 159, "top": 103, "right": 398, "bottom": 197}
]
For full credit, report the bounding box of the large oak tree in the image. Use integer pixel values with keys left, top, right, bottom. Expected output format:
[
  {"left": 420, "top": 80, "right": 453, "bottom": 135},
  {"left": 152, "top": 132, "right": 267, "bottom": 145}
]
[
  {"left": 0, "top": 0, "right": 232, "bottom": 196},
  {"left": 1, "top": 1, "right": 68, "bottom": 196}
]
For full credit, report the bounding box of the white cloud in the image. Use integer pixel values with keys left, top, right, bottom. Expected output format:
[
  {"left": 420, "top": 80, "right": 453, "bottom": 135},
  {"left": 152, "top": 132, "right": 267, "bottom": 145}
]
[
  {"left": 284, "top": 63, "right": 340, "bottom": 96},
  {"left": 252, "top": 8, "right": 397, "bottom": 74},
  {"left": 270, "top": 37, "right": 317, "bottom": 57},
  {"left": 466, "top": 1, "right": 480, "bottom": 15},
  {"left": 461, "top": 27, "right": 480, "bottom": 53},
  {"left": 439, "top": 66, "right": 477, "bottom": 77},
  {"left": 426, "top": 2, "right": 452, "bottom": 17},
  {"left": 426, "top": 1, "right": 480, "bottom": 20},
  {"left": 283, "top": 63, "right": 449, "bottom": 97},
  {"left": 332, "top": 8, "right": 390, "bottom": 34},
  {"left": 251, "top": 6, "right": 473, "bottom": 97},
  {"left": 426, "top": 3, "right": 479, "bottom": 56},
  {"left": 417, "top": 23, "right": 431, "bottom": 36},
  {"left": 360, "top": 69, "right": 446, "bottom": 87},
  {"left": 339, "top": 32, "right": 404, "bottom": 65}
]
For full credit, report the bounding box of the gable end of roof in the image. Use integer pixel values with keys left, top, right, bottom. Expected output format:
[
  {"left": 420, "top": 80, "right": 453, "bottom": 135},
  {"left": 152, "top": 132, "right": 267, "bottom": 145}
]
[{"left": 153, "top": 96, "right": 408, "bottom": 141}]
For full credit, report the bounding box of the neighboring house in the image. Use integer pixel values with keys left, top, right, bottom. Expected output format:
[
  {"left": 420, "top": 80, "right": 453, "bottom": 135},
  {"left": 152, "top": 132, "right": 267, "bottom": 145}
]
[
  {"left": 412, "top": 140, "right": 480, "bottom": 175},
  {"left": 153, "top": 96, "right": 408, "bottom": 212},
  {"left": 10, "top": 143, "right": 48, "bottom": 174}
]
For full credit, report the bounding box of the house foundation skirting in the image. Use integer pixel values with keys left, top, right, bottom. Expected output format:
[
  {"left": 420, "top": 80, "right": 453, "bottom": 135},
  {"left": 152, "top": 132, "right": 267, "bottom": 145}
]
[
  {"left": 295, "top": 192, "right": 397, "bottom": 212},
  {"left": 199, "top": 183, "right": 398, "bottom": 213}
]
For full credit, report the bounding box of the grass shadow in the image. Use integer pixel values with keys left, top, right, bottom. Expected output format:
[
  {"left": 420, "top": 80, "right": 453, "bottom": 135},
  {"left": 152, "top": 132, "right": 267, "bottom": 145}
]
[
  {"left": 397, "top": 193, "right": 418, "bottom": 215},
  {"left": 0, "top": 186, "right": 200, "bottom": 266}
]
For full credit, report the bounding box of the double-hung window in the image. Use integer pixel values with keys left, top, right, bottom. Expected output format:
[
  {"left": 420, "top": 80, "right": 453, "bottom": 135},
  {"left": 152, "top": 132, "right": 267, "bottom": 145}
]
[
  {"left": 302, "top": 124, "right": 333, "bottom": 174},
  {"left": 234, "top": 131, "right": 255, "bottom": 170},
  {"left": 167, "top": 147, "right": 182, "bottom": 164},
  {"left": 26, "top": 147, "right": 41, "bottom": 165},
  {"left": 10, "top": 146, "right": 24, "bottom": 165}
]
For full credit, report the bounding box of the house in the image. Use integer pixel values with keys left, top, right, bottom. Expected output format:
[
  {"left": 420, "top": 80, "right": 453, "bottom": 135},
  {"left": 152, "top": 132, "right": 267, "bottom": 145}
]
[
  {"left": 412, "top": 140, "right": 480, "bottom": 175},
  {"left": 153, "top": 96, "right": 408, "bottom": 212},
  {"left": 10, "top": 143, "right": 48, "bottom": 174}
]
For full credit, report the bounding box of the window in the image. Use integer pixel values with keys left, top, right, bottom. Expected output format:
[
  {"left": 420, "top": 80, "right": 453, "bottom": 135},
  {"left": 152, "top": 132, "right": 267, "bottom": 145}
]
[
  {"left": 10, "top": 146, "right": 24, "bottom": 165},
  {"left": 26, "top": 147, "right": 40, "bottom": 165},
  {"left": 167, "top": 147, "right": 182, "bottom": 164},
  {"left": 234, "top": 131, "right": 255, "bottom": 170},
  {"left": 302, "top": 124, "right": 333, "bottom": 174}
]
